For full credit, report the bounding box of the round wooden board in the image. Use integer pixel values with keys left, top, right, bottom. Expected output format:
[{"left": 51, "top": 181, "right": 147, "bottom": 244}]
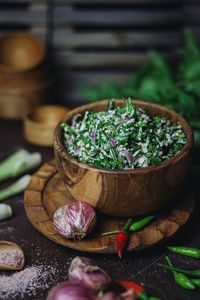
[{"left": 24, "top": 161, "right": 196, "bottom": 254}]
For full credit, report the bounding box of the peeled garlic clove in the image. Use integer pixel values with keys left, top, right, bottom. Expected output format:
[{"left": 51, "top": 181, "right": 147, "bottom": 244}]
[
  {"left": 68, "top": 256, "right": 111, "bottom": 292},
  {"left": 0, "top": 241, "right": 25, "bottom": 270},
  {"left": 0, "top": 204, "right": 12, "bottom": 221},
  {"left": 53, "top": 201, "right": 96, "bottom": 240}
]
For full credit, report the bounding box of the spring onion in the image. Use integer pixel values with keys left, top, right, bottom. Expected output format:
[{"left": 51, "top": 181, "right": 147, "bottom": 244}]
[
  {"left": 0, "top": 149, "right": 42, "bottom": 182},
  {"left": 0, "top": 175, "right": 31, "bottom": 201},
  {"left": 158, "top": 263, "right": 200, "bottom": 277}
]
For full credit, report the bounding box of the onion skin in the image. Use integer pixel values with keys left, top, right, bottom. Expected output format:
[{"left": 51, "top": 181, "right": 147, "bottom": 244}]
[
  {"left": 110, "top": 139, "right": 117, "bottom": 147},
  {"left": 53, "top": 201, "right": 97, "bottom": 240},
  {"left": 121, "top": 151, "right": 134, "bottom": 163},
  {"left": 68, "top": 256, "right": 111, "bottom": 291},
  {"left": 72, "top": 113, "right": 81, "bottom": 126},
  {"left": 46, "top": 282, "right": 136, "bottom": 300},
  {"left": 97, "top": 292, "right": 119, "bottom": 300},
  {"left": 98, "top": 291, "right": 135, "bottom": 300},
  {"left": 46, "top": 281, "right": 96, "bottom": 300}
]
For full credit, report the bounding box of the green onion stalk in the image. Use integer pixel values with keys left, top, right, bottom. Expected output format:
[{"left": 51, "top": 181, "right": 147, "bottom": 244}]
[
  {"left": 0, "top": 149, "right": 42, "bottom": 182},
  {"left": 0, "top": 175, "right": 31, "bottom": 201}
]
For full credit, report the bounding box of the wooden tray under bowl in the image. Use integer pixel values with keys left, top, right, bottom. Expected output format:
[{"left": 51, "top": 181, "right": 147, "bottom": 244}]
[{"left": 24, "top": 161, "right": 196, "bottom": 254}]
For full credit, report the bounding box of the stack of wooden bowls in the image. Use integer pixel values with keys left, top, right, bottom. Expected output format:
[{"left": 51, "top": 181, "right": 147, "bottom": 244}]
[{"left": 0, "top": 32, "right": 52, "bottom": 119}]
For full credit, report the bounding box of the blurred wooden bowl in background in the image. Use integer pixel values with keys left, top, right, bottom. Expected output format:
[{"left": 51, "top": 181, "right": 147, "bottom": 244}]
[
  {"left": 0, "top": 32, "right": 45, "bottom": 73},
  {"left": 24, "top": 105, "right": 69, "bottom": 147},
  {"left": 0, "top": 79, "right": 52, "bottom": 120},
  {"left": 0, "top": 32, "right": 53, "bottom": 120}
]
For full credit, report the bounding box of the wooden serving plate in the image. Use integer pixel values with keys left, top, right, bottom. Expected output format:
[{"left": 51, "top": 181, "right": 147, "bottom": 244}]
[{"left": 24, "top": 161, "right": 196, "bottom": 254}]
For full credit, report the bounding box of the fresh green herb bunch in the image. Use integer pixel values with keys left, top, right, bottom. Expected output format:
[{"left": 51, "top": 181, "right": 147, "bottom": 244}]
[
  {"left": 61, "top": 99, "right": 186, "bottom": 170},
  {"left": 80, "top": 30, "right": 200, "bottom": 146}
]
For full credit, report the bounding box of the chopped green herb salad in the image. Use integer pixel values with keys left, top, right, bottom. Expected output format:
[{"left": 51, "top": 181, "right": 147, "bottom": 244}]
[{"left": 61, "top": 99, "right": 186, "bottom": 170}]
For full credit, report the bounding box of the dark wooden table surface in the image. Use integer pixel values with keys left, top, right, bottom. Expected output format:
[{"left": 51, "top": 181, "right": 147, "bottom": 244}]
[{"left": 0, "top": 119, "right": 199, "bottom": 300}]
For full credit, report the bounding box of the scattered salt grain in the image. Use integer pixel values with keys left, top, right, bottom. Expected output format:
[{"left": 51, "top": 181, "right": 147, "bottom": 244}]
[{"left": 0, "top": 264, "right": 64, "bottom": 299}]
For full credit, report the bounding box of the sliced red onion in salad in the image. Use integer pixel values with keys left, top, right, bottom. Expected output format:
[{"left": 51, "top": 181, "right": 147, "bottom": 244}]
[
  {"left": 120, "top": 150, "right": 134, "bottom": 164},
  {"left": 72, "top": 113, "right": 81, "bottom": 126}
]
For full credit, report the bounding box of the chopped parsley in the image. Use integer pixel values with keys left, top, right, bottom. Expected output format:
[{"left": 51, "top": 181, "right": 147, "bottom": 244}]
[{"left": 61, "top": 99, "right": 186, "bottom": 170}]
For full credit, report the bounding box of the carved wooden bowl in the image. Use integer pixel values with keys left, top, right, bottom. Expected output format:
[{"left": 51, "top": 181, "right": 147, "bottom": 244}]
[{"left": 54, "top": 99, "right": 193, "bottom": 217}]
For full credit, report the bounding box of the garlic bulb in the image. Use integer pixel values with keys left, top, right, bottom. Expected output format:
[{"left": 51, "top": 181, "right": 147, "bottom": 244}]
[
  {"left": 46, "top": 280, "right": 96, "bottom": 300},
  {"left": 68, "top": 256, "right": 111, "bottom": 291},
  {"left": 53, "top": 201, "right": 96, "bottom": 240},
  {"left": 0, "top": 241, "right": 25, "bottom": 270}
]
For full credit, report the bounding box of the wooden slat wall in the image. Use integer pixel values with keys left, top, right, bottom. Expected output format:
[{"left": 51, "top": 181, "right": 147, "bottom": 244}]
[
  {"left": 52, "top": 0, "right": 184, "bottom": 104},
  {"left": 184, "top": 1, "right": 200, "bottom": 36},
  {"left": 0, "top": 1, "right": 48, "bottom": 41},
  {"left": 0, "top": 0, "right": 199, "bottom": 106}
]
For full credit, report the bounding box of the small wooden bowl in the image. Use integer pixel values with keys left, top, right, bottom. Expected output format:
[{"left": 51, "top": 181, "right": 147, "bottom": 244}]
[
  {"left": 54, "top": 99, "right": 193, "bottom": 217},
  {"left": 24, "top": 105, "right": 69, "bottom": 147},
  {"left": 0, "top": 33, "right": 45, "bottom": 73},
  {"left": 0, "top": 64, "right": 50, "bottom": 89},
  {"left": 0, "top": 79, "right": 52, "bottom": 120}
]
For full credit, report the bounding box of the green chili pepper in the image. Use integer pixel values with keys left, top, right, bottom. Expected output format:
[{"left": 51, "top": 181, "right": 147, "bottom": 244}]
[
  {"left": 173, "top": 272, "right": 195, "bottom": 290},
  {"left": 191, "top": 279, "right": 200, "bottom": 288},
  {"left": 138, "top": 293, "right": 148, "bottom": 300},
  {"left": 158, "top": 263, "right": 200, "bottom": 277},
  {"left": 165, "top": 256, "right": 195, "bottom": 290},
  {"left": 148, "top": 297, "right": 161, "bottom": 300},
  {"left": 101, "top": 215, "right": 154, "bottom": 236},
  {"left": 167, "top": 246, "right": 200, "bottom": 258},
  {"left": 129, "top": 215, "right": 154, "bottom": 232}
]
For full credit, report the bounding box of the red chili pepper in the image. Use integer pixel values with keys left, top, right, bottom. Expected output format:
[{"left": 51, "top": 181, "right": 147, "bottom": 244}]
[
  {"left": 116, "top": 279, "right": 148, "bottom": 300},
  {"left": 115, "top": 218, "right": 133, "bottom": 259},
  {"left": 115, "top": 231, "right": 128, "bottom": 259}
]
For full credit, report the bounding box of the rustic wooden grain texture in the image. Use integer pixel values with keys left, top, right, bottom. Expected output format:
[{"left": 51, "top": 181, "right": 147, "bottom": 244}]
[
  {"left": 0, "top": 1, "right": 199, "bottom": 107},
  {"left": 24, "top": 161, "right": 196, "bottom": 254},
  {"left": 0, "top": 69, "right": 52, "bottom": 92},
  {"left": 53, "top": 51, "right": 173, "bottom": 68},
  {"left": 53, "top": 30, "right": 181, "bottom": 49},
  {"left": 56, "top": 70, "right": 132, "bottom": 86},
  {"left": 0, "top": 82, "right": 52, "bottom": 120},
  {"left": 0, "top": 8, "right": 47, "bottom": 25},
  {"left": 54, "top": 8, "right": 182, "bottom": 26},
  {"left": 54, "top": 99, "right": 193, "bottom": 217},
  {"left": 0, "top": 3, "right": 48, "bottom": 40},
  {"left": 0, "top": 28, "right": 47, "bottom": 41}
]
